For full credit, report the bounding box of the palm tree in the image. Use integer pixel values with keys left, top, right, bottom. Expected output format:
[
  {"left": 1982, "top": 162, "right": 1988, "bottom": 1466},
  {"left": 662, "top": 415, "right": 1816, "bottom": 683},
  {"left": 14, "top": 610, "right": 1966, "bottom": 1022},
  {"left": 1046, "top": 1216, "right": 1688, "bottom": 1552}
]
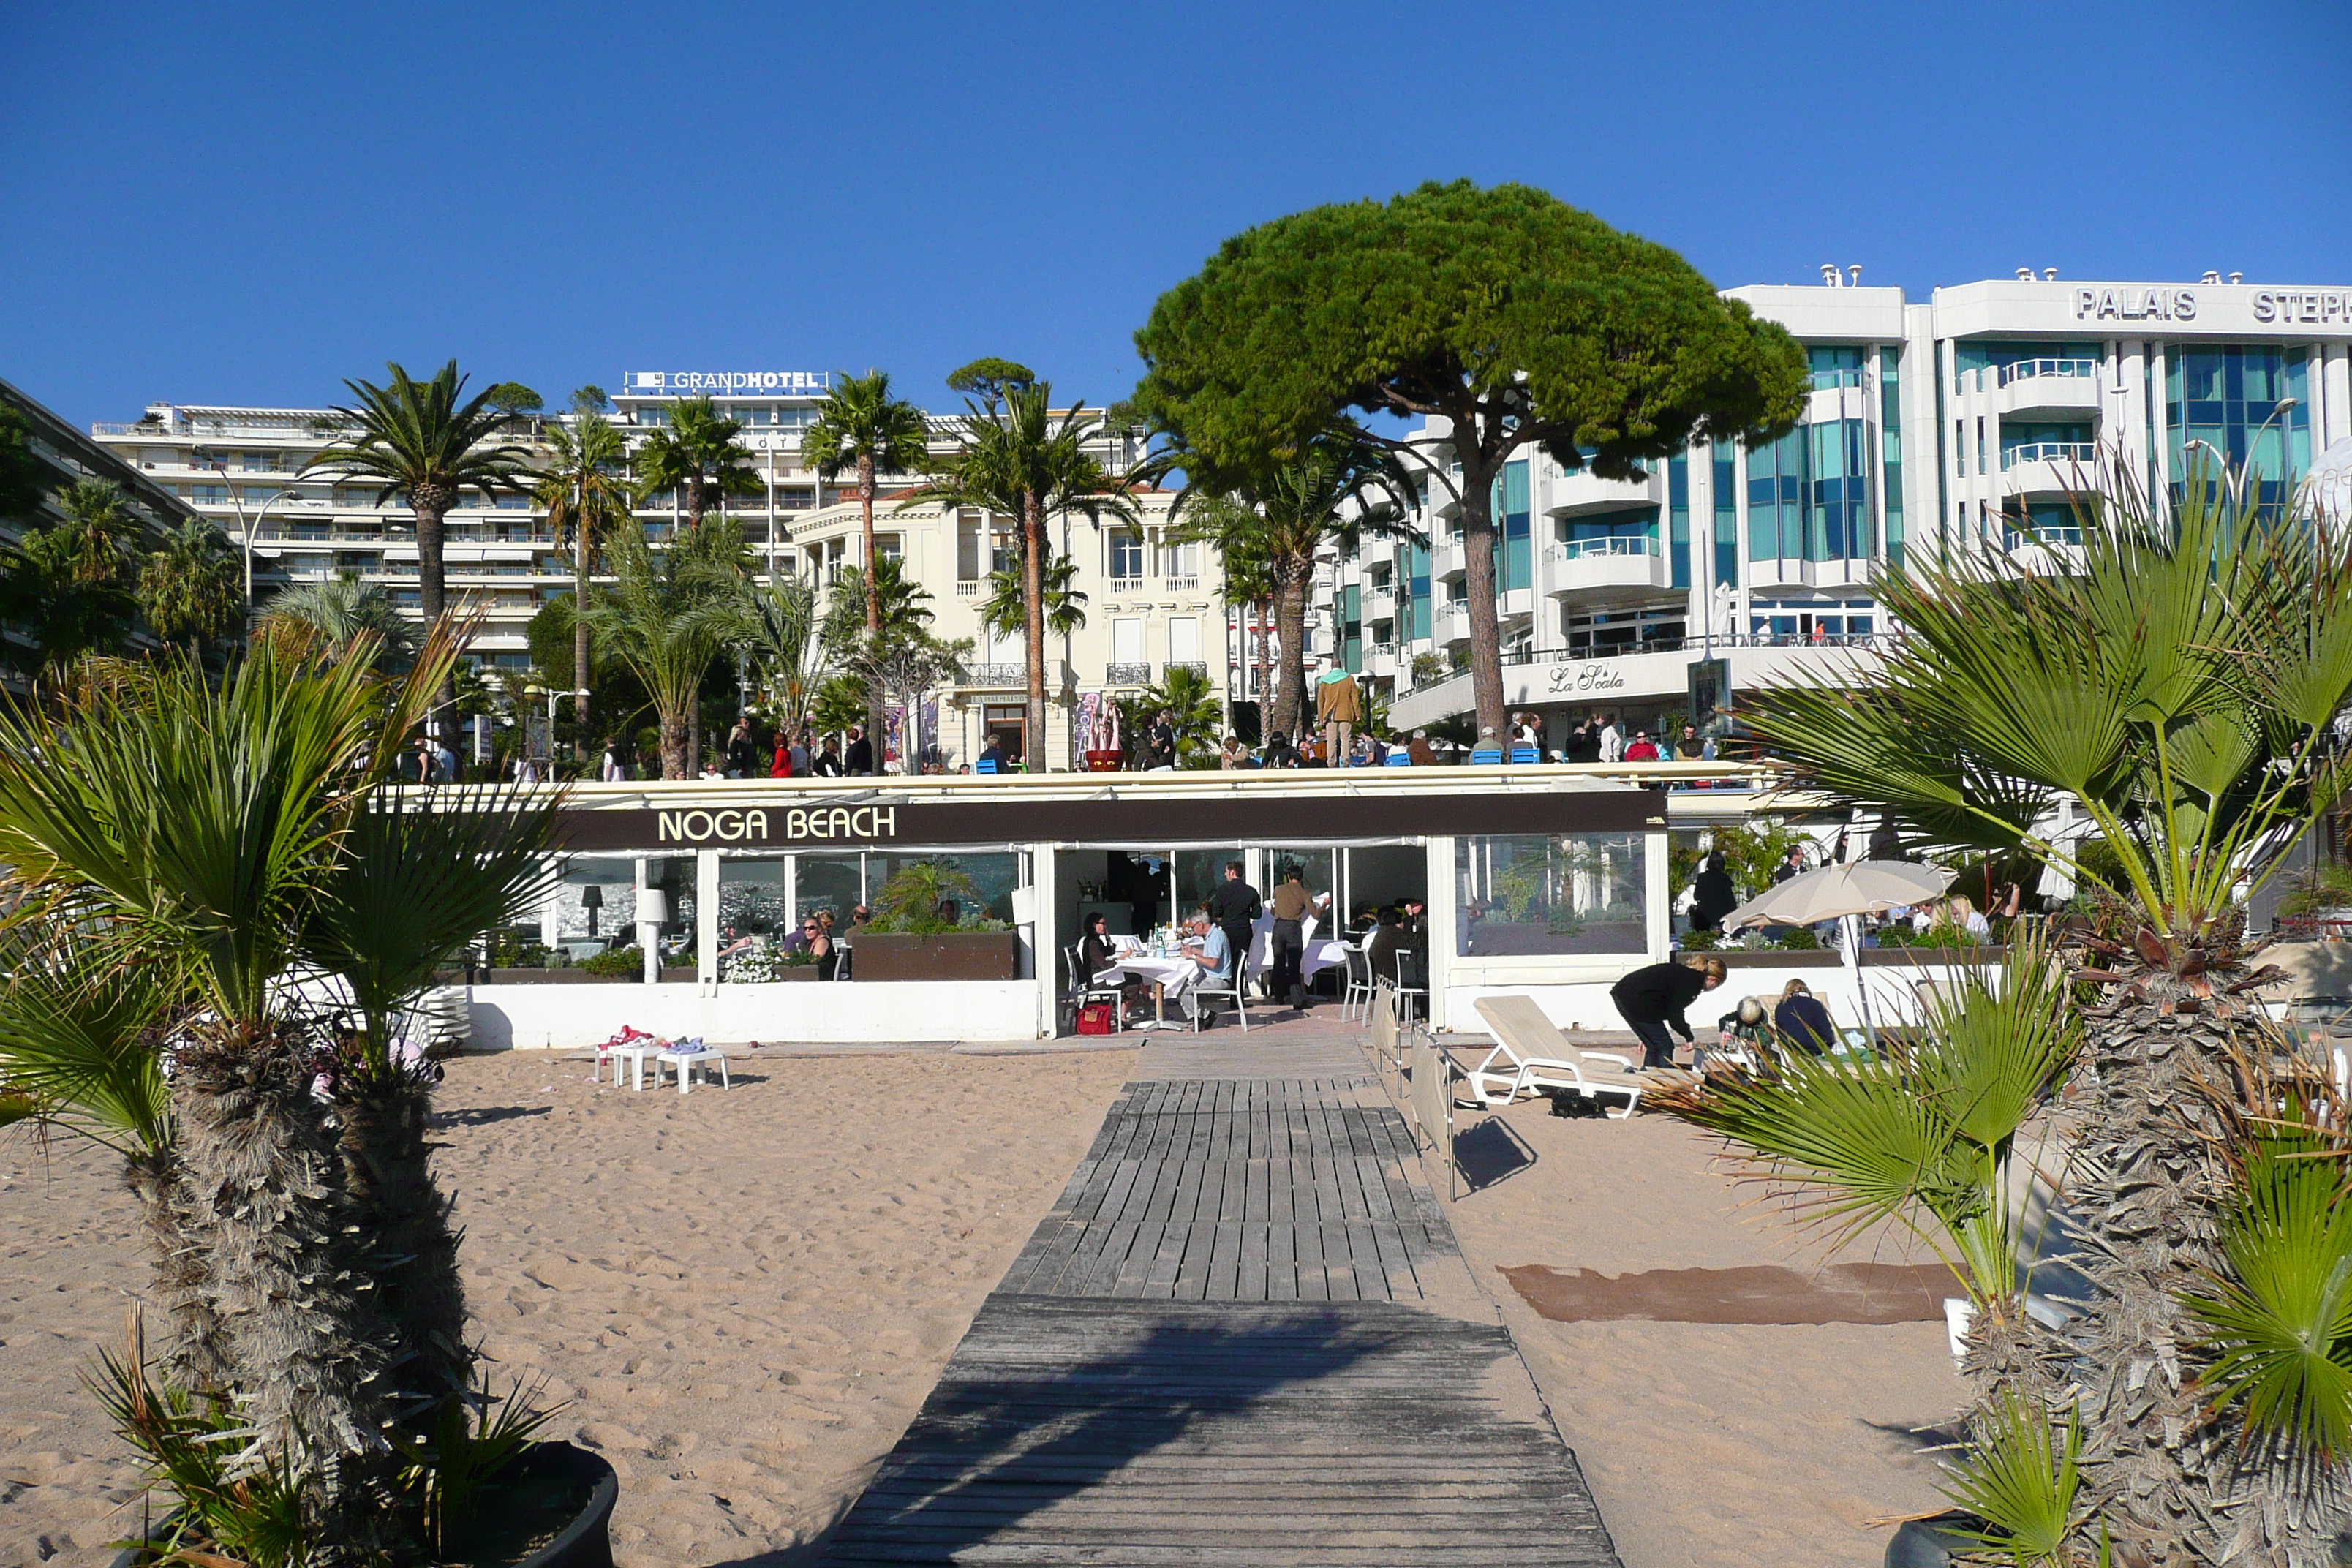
[
  {"left": 731, "top": 575, "right": 826, "bottom": 733},
  {"left": 630, "top": 394, "right": 761, "bottom": 535},
  {"left": 1731, "top": 455, "right": 2352, "bottom": 1561},
  {"left": 304, "top": 361, "right": 533, "bottom": 723},
  {"left": 0, "top": 627, "right": 555, "bottom": 1552},
  {"left": 1119, "top": 663, "right": 1221, "bottom": 765},
  {"left": 802, "top": 372, "right": 932, "bottom": 745},
  {"left": 137, "top": 519, "right": 241, "bottom": 657},
  {"left": 581, "top": 532, "right": 739, "bottom": 777},
  {"left": 907, "top": 379, "right": 1137, "bottom": 771},
  {"left": 257, "top": 576, "right": 417, "bottom": 669},
  {"left": 1170, "top": 434, "right": 1417, "bottom": 745},
  {"left": 981, "top": 551, "right": 1087, "bottom": 642},
  {"left": 533, "top": 414, "right": 634, "bottom": 758},
  {"left": 55, "top": 478, "right": 143, "bottom": 583},
  {"left": 0, "top": 526, "right": 135, "bottom": 675}
]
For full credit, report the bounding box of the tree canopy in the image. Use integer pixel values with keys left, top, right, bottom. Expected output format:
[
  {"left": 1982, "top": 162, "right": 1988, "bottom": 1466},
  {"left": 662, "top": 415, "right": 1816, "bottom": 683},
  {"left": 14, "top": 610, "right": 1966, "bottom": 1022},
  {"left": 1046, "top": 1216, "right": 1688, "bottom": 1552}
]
[
  {"left": 1130, "top": 180, "right": 1806, "bottom": 487},
  {"left": 1130, "top": 181, "right": 1809, "bottom": 736}
]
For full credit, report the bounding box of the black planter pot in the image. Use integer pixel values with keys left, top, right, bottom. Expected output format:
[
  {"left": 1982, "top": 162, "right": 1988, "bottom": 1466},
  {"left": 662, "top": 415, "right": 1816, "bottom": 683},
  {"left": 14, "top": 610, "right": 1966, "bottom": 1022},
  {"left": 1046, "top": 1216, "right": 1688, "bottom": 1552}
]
[
  {"left": 1885, "top": 1512, "right": 1982, "bottom": 1567},
  {"left": 107, "top": 1441, "right": 617, "bottom": 1568}
]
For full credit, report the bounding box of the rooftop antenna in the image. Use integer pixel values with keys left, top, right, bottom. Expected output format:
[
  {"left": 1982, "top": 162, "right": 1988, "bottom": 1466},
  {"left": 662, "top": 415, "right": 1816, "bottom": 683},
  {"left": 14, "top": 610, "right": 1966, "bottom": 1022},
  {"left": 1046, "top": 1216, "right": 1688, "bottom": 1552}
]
[
  {"left": 2230, "top": 271, "right": 2244, "bottom": 284},
  {"left": 2043, "top": 268, "right": 2058, "bottom": 281},
  {"left": 1847, "top": 265, "right": 1862, "bottom": 287},
  {"left": 2016, "top": 268, "right": 2034, "bottom": 281},
  {"left": 2203, "top": 271, "right": 2223, "bottom": 284},
  {"left": 1820, "top": 264, "right": 1841, "bottom": 287}
]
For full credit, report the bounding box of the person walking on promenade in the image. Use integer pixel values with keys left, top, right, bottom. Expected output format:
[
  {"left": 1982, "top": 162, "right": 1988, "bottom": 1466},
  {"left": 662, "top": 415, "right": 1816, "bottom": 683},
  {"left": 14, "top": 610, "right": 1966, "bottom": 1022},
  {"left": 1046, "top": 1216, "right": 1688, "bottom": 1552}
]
[
  {"left": 1689, "top": 851, "right": 1738, "bottom": 934},
  {"left": 1610, "top": 954, "right": 1727, "bottom": 1069},
  {"left": 726, "top": 717, "right": 761, "bottom": 778},
  {"left": 844, "top": 724, "right": 874, "bottom": 776},
  {"left": 813, "top": 736, "right": 845, "bottom": 777},
  {"left": 1315, "top": 659, "right": 1362, "bottom": 767}
]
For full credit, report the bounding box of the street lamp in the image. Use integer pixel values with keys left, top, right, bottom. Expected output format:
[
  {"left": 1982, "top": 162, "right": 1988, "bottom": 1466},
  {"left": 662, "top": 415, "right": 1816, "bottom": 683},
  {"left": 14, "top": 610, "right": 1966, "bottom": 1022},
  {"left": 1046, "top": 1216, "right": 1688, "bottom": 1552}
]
[{"left": 192, "top": 450, "right": 303, "bottom": 631}]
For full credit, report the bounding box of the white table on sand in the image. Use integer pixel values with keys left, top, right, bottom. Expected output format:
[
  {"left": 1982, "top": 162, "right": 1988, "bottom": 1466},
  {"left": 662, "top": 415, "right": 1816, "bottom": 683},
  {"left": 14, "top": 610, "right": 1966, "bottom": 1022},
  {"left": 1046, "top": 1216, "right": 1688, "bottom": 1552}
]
[
  {"left": 654, "top": 1046, "right": 729, "bottom": 1094},
  {"left": 595, "top": 1039, "right": 662, "bottom": 1090}
]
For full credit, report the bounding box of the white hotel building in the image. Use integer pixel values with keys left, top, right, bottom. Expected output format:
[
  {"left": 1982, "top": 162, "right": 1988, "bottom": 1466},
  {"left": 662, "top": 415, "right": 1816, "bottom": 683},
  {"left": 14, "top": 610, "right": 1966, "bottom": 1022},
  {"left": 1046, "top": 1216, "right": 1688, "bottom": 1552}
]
[
  {"left": 1335, "top": 272, "right": 2352, "bottom": 740},
  {"left": 91, "top": 373, "right": 1207, "bottom": 769}
]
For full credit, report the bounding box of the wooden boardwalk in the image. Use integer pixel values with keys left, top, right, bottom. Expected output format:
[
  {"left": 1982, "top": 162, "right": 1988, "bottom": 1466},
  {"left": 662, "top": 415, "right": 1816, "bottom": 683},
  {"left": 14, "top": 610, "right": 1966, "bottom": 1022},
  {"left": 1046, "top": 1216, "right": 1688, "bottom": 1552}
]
[{"left": 818, "top": 1024, "right": 1622, "bottom": 1567}]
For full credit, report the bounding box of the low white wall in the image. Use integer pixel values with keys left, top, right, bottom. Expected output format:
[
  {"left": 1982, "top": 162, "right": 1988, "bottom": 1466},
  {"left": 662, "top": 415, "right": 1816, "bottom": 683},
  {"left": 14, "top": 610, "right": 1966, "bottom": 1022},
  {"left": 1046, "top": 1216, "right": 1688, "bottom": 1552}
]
[
  {"left": 1443, "top": 960, "right": 1996, "bottom": 1037},
  {"left": 468, "top": 979, "right": 1045, "bottom": 1049}
]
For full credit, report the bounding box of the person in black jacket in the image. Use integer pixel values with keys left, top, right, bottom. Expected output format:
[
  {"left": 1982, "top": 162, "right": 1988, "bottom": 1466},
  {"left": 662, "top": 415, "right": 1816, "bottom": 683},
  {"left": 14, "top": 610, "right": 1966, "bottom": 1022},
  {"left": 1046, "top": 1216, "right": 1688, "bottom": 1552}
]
[
  {"left": 725, "top": 718, "right": 762, "bottom": 778},
  {"left": 844, "top": 724, "right": 875, "bottom": 776},
  {"left": 1689, "top": 852, "right": 1738, "bottom": 933},
  {"left": 1610, "top": 954, "right": 1727, "bottom": 1069},
  {"left": 1210, "top": 861, "right": 1261, "bottom": 984},
  {"left": 1774, "top": 979, "right": 1837, "bottom": 1055}
]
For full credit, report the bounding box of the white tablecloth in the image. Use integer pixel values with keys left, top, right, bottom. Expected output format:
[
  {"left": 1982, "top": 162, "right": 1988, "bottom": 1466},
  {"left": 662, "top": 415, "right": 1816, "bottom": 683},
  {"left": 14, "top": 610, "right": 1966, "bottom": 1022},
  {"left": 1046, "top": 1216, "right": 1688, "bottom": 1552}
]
[{"left": 1245, "top": 913, "right": 1348, "bottom": 979}]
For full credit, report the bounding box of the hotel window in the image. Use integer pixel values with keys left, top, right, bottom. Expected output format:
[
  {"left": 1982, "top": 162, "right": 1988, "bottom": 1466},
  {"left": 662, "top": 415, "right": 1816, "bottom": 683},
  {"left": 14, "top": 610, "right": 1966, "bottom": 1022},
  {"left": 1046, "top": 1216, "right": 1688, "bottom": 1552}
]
[
  {"left": 1490, "top": 460, "right": 1531, "bottom": 592},
  {"left": 2164, "top": 344, "right": 2312, "bottom": 511},
  {"left": 1111, "top": 617, "right": 1145, "bottom": 666},
  {"left": 1880, "top": 348, "right": 1905, "bottom": 568},
  {"left": 1168, "top": 617, "right": 1200, "bottom": 666},
  {"left": 1808, "top": 346, "right": 1866, "bottom": 391},
  {"left": 875, "top": 533, "right": 902, "bottom": 565},
  {"left": 1711, "top": 440, "right": 1737, "bottom": 587},
  {"left": 1165, "top": 540, "right": 1199, "bottom": 578},
  {"left": 957, "top": 511, "right": 983, "bottom": 580},
  {"left": 1108, "top": 530, "right": 1143, "bottom": 579},
  {"left": 1667, "top": 457, "right": 1690, "bottom": 590}
]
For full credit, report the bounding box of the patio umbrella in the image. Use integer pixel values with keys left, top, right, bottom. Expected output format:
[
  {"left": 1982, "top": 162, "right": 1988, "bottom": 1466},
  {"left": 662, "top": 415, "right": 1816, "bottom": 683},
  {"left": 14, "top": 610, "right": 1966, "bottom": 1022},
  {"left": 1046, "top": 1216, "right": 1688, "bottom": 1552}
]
[{"left": 1722, "top": 859, "right": 1953, "bottom": 931}]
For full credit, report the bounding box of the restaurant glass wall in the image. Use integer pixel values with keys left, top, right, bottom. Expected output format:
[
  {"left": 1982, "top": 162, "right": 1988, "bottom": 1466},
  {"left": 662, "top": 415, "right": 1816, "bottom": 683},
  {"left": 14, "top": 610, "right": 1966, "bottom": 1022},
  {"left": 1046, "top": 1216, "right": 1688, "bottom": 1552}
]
[
  {"left": 870, "top": 851, "right": 1022, "bottom": 924},
  {"left": 796, "top": 852, "right": 865, "bottom": 926},
  {"left": 1174, "top": 850, "right": 1246, "bottom": 924},
  {"left": 1455, "top": 833, "right": 1647, "bottom": 957}
]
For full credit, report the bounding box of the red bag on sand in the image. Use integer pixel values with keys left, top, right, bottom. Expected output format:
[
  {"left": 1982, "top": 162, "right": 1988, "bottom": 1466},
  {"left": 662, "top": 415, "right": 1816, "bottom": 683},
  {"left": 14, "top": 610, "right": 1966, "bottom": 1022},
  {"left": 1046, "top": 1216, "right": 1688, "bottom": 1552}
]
[{"left": 1076, "top": 1003, "right": 1117, "bottom": 1036}]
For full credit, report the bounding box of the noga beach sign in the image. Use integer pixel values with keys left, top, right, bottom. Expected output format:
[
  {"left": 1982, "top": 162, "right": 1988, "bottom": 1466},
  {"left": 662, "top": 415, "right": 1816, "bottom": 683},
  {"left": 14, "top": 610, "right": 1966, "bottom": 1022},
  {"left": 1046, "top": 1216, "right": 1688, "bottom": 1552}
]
[{"left": 649, "top": 805, "right": 898, "bottom": 845}]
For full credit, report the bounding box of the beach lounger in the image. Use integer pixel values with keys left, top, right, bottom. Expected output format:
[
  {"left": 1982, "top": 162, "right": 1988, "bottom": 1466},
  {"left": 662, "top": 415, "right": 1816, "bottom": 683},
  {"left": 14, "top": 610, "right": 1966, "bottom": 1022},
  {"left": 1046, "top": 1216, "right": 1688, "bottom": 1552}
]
[{"left": 1469, "top": 995, "right": 1648, "bottom": 1118}]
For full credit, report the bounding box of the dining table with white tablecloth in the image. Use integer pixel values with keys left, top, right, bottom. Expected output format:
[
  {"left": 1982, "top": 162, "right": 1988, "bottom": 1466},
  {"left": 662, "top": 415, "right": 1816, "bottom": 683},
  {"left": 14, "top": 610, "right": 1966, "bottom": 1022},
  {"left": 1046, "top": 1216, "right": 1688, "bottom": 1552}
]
[{"left": 1093, "top": 945, "right": 1219, "bottom": 1028}]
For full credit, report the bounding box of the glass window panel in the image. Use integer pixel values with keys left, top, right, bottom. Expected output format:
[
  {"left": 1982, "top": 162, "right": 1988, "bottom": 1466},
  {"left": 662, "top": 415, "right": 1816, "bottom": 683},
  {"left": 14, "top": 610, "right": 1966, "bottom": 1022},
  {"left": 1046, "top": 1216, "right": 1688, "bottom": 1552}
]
[
  {"left": 1454, "top": 833, "right": 1647, "bottom": 957},
  {"left": 796, "top": 852, "right": 864, "bottom": 924},
  {"left": 872, "top": 851, "right": 1020, "bottom": 924}
]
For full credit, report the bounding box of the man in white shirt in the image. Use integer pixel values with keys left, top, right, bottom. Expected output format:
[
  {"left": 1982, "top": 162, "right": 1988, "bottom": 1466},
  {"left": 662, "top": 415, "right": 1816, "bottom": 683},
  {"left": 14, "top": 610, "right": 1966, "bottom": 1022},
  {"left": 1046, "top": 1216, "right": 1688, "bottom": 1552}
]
[
  {"left": 1179, "top": 909, "right": 1234, "bottom": 1022},
  {"left": 1599, "top": 715, "right": 1627, "bottom": 764}
]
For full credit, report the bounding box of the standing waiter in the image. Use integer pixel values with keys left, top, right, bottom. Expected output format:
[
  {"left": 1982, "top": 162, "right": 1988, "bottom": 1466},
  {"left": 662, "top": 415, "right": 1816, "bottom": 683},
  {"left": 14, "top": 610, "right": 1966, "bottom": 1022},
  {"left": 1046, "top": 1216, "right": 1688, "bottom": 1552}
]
[{"left": 1211, "top": 861, "right": 1262, "bottom": 997}]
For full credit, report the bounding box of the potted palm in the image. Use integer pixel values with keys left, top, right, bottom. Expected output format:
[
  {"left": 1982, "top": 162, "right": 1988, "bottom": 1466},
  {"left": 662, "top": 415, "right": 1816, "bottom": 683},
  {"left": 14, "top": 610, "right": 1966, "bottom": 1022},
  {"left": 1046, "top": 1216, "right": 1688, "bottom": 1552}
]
[
  {"left": 0, "top": 625, "right": 616, "bottom": 1566},
  {"left": 851, "top": 859, "right": 1021, "bottom": 981},
  {"left": 1667, "top": 456, "right": 2352, "bottom": 1563}
]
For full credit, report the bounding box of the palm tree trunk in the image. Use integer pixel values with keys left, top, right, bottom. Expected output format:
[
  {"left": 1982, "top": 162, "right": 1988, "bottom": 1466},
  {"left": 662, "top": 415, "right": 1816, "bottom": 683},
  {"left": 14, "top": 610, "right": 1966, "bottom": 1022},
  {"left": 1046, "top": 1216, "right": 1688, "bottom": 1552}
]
[
  {"left": 1255, "top": 601, "right": 1272, "bottom": 733},
  {"left": 173, "top": 1021, "right": 390, "bottom": 1545},
  {"left": 2040, "top": 978, "right": 2352, "bottom": 1559},
  {"left": 573, "top": 519, "right": 592, "bottom": 764},
  {"left": 123, "top": 1148, "right": 230, "bottom": 1392},
  {"left": 859, "top": 453, "right": 885, "bottom": 767},
  {"left": 412, "top": 489, "right": 454, "bottom": 736},
  {"left": 1023, "top": 491, "right": 1047, "bottom": 773},
  {"left": 336, "top": 1068, "right": 469, "bottom": 1408},
  {"left": 1272, "top": 562, "right": 1311, "bottom": 747},
  {"left": 660, "top": 706, "right": 689, "bottom": 780},
  {"left": 1455, "top": 451, "right": 1509, "bottom": 742}
]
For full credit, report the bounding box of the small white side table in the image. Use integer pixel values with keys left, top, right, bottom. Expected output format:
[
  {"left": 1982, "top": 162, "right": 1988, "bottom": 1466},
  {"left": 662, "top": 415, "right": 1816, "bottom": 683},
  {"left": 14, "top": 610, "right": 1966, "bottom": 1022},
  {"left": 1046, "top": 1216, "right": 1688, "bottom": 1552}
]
[
  {"left": 653, "top": 1047, "right": 729, "bottom": 1095},
  {"left": 595, "top": 1041, "right": 659, "bottom": 1090}
]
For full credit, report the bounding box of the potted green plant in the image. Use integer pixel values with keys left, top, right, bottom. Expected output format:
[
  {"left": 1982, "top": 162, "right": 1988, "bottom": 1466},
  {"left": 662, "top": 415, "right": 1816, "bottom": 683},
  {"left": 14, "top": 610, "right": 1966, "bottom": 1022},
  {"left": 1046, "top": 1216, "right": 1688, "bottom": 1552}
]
[{"left": 851, "top": 860, "right": 1021, "bottom": 981}]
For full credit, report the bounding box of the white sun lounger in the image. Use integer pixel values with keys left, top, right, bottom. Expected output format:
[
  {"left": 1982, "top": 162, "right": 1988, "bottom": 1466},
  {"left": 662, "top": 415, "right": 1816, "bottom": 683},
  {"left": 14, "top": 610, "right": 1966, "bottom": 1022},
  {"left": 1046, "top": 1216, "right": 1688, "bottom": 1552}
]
[{"left": 1469, "top": 995, "right": 1648, "bottom": 1118}]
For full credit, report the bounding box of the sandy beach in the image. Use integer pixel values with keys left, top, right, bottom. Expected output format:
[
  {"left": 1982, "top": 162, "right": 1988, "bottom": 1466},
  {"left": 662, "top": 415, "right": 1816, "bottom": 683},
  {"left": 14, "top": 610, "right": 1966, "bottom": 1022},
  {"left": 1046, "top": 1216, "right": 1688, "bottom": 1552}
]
[
  {"left": 1, "top": 1044, "right": 1136, "bottom": 1568},
  {"left": 1438, "top": 1086, "right": 1964, "bottom": 1568},
  {"left": 9, "top": 1026, "right": 1960, "bottom": 1568}
]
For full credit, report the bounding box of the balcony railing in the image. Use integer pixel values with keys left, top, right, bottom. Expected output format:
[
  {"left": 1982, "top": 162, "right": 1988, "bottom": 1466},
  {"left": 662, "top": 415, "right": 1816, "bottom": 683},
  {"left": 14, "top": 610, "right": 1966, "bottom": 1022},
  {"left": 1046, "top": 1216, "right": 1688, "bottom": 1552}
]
[
  {"left": 1999, "top": 358, "right": 2098, "bottom": 387},
  {"left": 1165, "top": 575, "right": 1199, "bottom": 592},
  {"left": 956, "top": 580, "right": 984, "bottom": 596},
  {"left": 2002, "top": 442, "right": 2099, "bottom": 470},
  {"left": 1546, "top": 534, "right": 1659, "bottom": 561},
  {"left": 1107, "top": 576, "right": 1143, "bottom": 594},
  {"left": 2005, "top": 525, "right": 2085, "bottom": 550},
  {"left": 1166, "top": 661, "right": 1207, "bottom": 678},
  {"left": 1105, "top": 662, "right": 1152, "bottom": 685}
]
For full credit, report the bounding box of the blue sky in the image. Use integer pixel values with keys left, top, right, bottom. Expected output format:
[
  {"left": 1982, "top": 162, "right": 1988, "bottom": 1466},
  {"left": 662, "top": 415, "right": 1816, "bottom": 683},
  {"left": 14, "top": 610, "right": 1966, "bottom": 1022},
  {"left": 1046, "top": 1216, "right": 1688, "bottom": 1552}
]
[{"left": 4, "top": 0, "right": 2347, "bottom": 426}]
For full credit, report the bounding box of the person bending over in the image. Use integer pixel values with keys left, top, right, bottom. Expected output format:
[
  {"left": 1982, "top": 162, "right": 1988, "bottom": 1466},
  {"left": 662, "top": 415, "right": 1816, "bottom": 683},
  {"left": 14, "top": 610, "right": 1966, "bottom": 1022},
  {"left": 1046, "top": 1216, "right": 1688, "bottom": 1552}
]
[{"left": 1610, "top": 954, "right": 1727, "bottom": 1069}]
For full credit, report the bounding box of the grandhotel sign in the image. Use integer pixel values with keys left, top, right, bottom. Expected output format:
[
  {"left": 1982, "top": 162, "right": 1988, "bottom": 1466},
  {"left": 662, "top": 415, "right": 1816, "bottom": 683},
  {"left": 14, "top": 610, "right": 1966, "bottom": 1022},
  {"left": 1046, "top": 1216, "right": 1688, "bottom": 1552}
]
[
  {"left": 553, "top": 786, "right": 1664, "bottom": 853},
  {"left": 625, "top": 372, "right": 829, "bottom": 394}
]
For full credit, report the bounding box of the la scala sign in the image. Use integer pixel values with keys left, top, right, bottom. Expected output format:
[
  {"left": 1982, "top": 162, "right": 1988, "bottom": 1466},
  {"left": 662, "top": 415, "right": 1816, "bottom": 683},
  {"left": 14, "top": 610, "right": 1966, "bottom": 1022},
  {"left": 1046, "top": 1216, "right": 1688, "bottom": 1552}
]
[{"left": 1547, "top": 662, "right": 1629, "bottom": 694}]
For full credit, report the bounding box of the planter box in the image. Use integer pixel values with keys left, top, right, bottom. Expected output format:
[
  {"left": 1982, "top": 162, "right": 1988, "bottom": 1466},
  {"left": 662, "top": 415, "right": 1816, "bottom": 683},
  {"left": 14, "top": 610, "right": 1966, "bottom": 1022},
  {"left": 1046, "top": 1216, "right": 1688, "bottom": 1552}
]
[
  {"left": 851, "top": 931, "right": 1021, "bottom": 981},
  {"left": 659, "top": 965, "right": 696, "bottom": 984},
  {"left": 1697, "top": 948, "right": 1842, "bottom": 968},
  {"left": 726, "top": 965, "right": 822, "bottom": 984},
  {"left": 481, "top": 968, "right": 636, "bottom": 985},
  {"left": 1861, "top": 946, "right": 2006, "bottom": 965}
]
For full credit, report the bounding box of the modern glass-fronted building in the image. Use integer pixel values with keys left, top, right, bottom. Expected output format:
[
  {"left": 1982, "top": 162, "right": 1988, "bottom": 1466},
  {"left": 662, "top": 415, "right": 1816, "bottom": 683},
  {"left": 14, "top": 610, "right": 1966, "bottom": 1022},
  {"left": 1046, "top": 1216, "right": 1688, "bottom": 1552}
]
[{"left": 1345, "top": 273, "right": 2352, "bottom": 741}]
